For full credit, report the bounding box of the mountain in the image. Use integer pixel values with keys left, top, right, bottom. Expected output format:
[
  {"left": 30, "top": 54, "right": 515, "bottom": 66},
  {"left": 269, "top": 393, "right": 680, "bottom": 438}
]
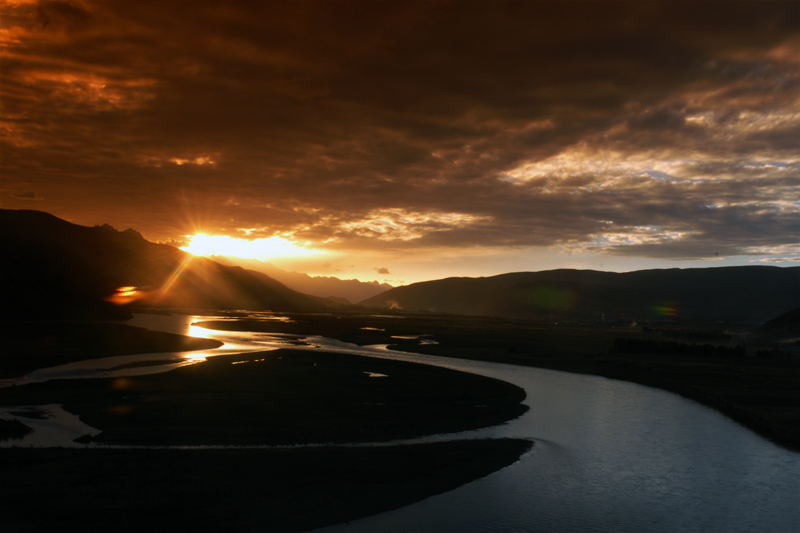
[
  {"left": 0, "top": 209, "right": 340, "bottom": 319},
  {"left": 359, "top": 268, "right": 800, "bottom": 323},
  {"left": 210, "top": 256, "right": 393, "bottom": 303},
  {"left": 753, "top": 308, "right": 800, "bottom": 343}
]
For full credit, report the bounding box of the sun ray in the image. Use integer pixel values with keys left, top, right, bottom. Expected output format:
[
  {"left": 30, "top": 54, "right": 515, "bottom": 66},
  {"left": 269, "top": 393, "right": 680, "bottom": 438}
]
[{"left": 158, "top": 253, "right": 195, "bottom": 299}]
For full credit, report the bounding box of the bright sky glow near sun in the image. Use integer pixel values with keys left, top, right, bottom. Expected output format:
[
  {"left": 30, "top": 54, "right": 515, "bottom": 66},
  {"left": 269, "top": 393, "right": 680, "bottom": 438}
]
[
  {"left": 1, "top": 1, "right": 798, "bottom": 285},
  {"left": 181, "top": 234, "right": 324, "bottom": 261}
]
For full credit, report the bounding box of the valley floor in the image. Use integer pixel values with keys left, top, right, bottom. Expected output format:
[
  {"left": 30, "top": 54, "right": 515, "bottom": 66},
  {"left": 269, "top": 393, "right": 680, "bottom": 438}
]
[
  {"left": 0, "top": 318, "right": 532, "bottom": 532},
  {"left": 196, "top": 312, "right": 800, "bottom": 450},
  {"left": 0, "top": 440, "right": 532, "bottom": 532},
  {"left": 1, "top": 311, "right": 797, "bottom": 532}
]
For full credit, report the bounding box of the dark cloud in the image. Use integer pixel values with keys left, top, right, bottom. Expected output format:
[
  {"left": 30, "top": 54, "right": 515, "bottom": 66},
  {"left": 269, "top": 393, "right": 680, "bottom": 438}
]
[
  {"left": 37, "top": 0, "right": 93, "bottom": 30},
  {"left": 10, "top": 190, "right": 43, "bottom": 201},
  {"left": 1, "top": 0, "right": 797, "bottom": 268},
  {"left": 374, "top": 267, "right": 390, "bottom": 275}
]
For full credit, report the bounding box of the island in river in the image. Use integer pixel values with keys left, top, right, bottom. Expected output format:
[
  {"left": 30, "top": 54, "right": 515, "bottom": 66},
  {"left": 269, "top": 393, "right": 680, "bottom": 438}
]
[
  {"left": 195, "top": 311, "right": 800, "bottom": 450},
  {"left": 0, "top": 314, "right": 532, "bottom": 532},
  {"left": 0, "top": 321, "right": 223, "bottom": 379},
  {"left": 1, "top": 309, "right": 798, "bottom": 531}
]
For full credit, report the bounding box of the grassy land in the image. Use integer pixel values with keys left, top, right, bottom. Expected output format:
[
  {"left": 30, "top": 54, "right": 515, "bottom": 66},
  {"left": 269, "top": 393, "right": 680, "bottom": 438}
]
[
  {"left": 0, "top": 322, "right": 222, "bottom": 379},
  {"left": 389, "top": 321, "right": 800, "bottom": 450},
  {"left": 0, "top": 348, "right": 528, "bottom": 446},
  {"left": 197, "top": 313, "right": 800, "bottom": 450},
  {"left": 0, "top": 316, "right": 534, "bottom": 531},
  {"left": 2, "top": 310, "right": 795, "bottom": 531},
  {"left": 0, "top": 439, "right": 532, "bottom": 533}
]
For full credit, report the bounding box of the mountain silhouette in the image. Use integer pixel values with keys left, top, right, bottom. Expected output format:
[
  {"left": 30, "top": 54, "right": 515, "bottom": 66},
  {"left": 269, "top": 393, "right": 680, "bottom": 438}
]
[
  {"left": 0, "top": 209, "right": 339, "bottom": 319},
  {"left": 359, "top": 268, "right": 800, "bottom": 323},
  {"left": 754, "top": 308, "right": 800, "bottom": 342},
  {"left": 210, "top": 256, "right": 393, "bottom": 303}
]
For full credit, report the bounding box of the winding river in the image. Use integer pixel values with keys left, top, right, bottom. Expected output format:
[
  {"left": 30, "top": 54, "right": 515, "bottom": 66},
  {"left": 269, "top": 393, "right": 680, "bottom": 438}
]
[{"left": 2, "top": 314, "right": 798, "bottom": 532}]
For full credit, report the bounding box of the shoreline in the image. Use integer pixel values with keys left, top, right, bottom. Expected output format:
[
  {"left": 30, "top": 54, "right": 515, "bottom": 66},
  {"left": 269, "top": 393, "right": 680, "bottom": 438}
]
[
  {"left": 0, "top": 334, "right": 534, "bottom": 531},
  {"left": 195, "top": 313, "right": 800, "bottom": 451},
  {"left": 0, "top": 321, "right": 222, "bottom": 379},
  {"left": 1, "top": 312, "right": 796, "bottom": 530},
  {"left": 0, "top": 348, "right": 529, "bottom": 447},
  {"left": 408, "top": 349, "right": 800, "bottom": 451}
]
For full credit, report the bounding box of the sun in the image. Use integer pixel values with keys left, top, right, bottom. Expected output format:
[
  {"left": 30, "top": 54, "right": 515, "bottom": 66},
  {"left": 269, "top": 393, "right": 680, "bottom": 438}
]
[{"left": 180, "top": 234, "right": 323, "bottom": 260}]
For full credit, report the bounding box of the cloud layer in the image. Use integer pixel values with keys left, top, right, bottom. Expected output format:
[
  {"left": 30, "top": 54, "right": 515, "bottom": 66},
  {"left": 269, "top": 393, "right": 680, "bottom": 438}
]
[{"left": 2, "top": 1, "right": 798, "bottom": 274}]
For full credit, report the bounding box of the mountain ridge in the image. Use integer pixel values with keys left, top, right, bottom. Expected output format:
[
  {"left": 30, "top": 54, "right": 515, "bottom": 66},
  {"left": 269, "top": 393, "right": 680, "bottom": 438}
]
[
  {"left": 4, "top": 209, "right": 797, "bottom": 323},
  {"left": 359, "top": 266, "right": 799, "bottom": 322},
  {"left": 0, "top": 209, "right": 340, "bottom": 319},
  {"left": 209, "top": 256, "right": 393, "bottom": 303}
]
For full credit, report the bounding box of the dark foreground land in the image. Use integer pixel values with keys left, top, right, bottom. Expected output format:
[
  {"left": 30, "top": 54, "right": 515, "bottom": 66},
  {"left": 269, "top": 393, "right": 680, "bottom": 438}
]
[
  {"left": 197, "top": 312, "right": 800, "bottom": 450},
  {"left": 0, "top": 322, "right": 222, "bottom": 379},
  {"left": 2, "top": 309, "right": 798, "bottom": 531},
  {"left": 0, "top": 439, "right": 531, "bottom": 532},
  {"left": 0, "top": 322, "right": 532, "bottom": 531},
  {"left": 0, "top": 349, "right": 528, "bottom": 446}
]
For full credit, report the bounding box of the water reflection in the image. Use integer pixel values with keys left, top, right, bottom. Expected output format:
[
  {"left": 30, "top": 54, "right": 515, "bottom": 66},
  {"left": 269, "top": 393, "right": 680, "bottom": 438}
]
[
  {"left": 0, "top": 313, "right": 797, "bottom": 532},
  {"left": 0, "top": 314, "right": 298, "bottom": 388}
]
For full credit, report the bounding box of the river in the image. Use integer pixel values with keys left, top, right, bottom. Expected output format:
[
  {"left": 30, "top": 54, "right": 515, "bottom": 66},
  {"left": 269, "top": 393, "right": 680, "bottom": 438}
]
[{"left": 2, "top": 314, "right": 798, "bottom": 532}]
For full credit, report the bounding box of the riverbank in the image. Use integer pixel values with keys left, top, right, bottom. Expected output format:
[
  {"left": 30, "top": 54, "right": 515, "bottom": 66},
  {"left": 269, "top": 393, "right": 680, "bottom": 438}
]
[
  {"left": 0, "top": 439, "right": 532, "bottom": 532},
  {"left": 196, "top": 313, "right": 800, "bottom": 450},
  {"left": 0, "top": 323, "right": 534, "bottom": 531},
  {"left": 486, "top": 352, "right": 800, "bottom": 451},
  {"left": 0, "top": 348, "right": 528, "bottom": 446},
  {"left": 380, "top": 319, "right": 800, "bottom": 451},
  {"left": 0, "top": 322, "right": 222, "bottom": 379}
]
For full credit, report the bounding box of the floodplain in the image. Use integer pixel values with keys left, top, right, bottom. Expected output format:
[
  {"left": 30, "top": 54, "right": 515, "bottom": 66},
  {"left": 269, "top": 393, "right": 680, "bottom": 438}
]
[{"left": 1, "top": 310, "right": 798, "bottom": 531}]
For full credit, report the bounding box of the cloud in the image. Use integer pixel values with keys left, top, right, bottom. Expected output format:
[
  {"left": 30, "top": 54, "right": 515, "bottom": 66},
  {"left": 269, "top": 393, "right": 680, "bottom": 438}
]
[
  {"left": 1, "top": 1, "right": 797, "bottom": 267},
  {"left": 10, "top": 190, "right": 43, "bottom": 200},
  {"left": 374, "top": 267, "right": 390, "bottom": 275}
]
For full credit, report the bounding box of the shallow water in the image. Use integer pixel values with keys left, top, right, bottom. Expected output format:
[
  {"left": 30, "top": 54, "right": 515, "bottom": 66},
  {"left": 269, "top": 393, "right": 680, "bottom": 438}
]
[
  {"left": 0, "top": 404, "right": 100, "bottom": 447},
  {"left": 1, "top": 314, "right": 798, "bottom": 531},
  {"left": 0, "top": 314, "right": 295, "bottom": 388}
]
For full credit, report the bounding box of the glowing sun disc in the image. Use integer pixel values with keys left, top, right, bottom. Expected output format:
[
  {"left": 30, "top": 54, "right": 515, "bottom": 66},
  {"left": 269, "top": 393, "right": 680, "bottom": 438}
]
[{"left": 181, "top": 234, "right": 322, "bottom": 260}]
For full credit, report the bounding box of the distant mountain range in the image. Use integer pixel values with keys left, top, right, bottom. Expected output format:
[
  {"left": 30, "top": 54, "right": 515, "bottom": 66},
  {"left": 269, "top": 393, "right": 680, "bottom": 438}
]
[
  {"left": 0, "top": 209, "right": 341, "bottom": 319},
  {"left": 210, "top": 256, "right": 393, "bottom": 303},
  {"left": 3, "top": 209, "right": 798, "bottom": 324},
  {"left": 359, "top": 268, "right": 800, "bottom": 323}
]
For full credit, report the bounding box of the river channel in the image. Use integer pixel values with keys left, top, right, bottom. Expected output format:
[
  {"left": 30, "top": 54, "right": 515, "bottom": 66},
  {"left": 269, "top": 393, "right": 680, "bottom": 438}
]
[{"left": 2, "top": 314, "right": 798, "bottom": 532}]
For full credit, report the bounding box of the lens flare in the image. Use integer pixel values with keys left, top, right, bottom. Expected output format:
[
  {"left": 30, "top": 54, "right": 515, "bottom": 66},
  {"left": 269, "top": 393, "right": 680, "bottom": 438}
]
[{"left": 654, "top": 304, "right": 678, "bottom": 317}]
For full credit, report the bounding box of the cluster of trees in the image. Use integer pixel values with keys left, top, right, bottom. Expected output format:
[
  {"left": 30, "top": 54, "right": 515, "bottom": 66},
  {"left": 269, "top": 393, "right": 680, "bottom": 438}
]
[{"left": 613, "top": 337, "right": 746, "bottom": 358}]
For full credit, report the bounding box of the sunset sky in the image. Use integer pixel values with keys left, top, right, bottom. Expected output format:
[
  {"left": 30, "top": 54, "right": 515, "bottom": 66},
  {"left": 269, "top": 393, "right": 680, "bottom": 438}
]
[{"left": 2, "top": 1, "right": 798, "bottom": 285}]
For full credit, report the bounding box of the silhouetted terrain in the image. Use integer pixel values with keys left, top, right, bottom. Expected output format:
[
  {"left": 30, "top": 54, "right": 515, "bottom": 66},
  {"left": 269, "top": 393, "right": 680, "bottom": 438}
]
[
  {"left": 0, "top": 440, "right": 532, "bottom": 532},
  {"left": 753, "top": 308, "right": 800, "bottom": 343},
  {"left": 0, "top": 322, "right": 223, "bottom": 379},
  {"left": 212, "top": 256, "right": 393, "bottom": 302},
  {"left": 0, "top": 209, "right": 340, "bottom": 319},
  {"left": 3, "top": 209, "right": 797, "bottom": 324},
  {"left": 360, "top": 268, "right": 799, "bottom": 323}
]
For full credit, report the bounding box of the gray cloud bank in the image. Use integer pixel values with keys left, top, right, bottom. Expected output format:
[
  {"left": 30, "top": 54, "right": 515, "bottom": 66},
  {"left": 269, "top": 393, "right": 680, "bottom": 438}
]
[{"left": 2, "top": 1, "right": 798, "bottom": 262}]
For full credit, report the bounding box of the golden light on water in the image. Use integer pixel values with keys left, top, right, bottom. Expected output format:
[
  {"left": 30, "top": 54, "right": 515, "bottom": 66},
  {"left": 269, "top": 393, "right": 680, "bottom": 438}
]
[
  {"left": 106, "top": 286, "right": 140, "bottom": 305},
  {"left": 187, "top": 322, "right": 213, "bottom": 339},
  {"left": 181, "top": 233, "right": 324, "bottom": 260}
]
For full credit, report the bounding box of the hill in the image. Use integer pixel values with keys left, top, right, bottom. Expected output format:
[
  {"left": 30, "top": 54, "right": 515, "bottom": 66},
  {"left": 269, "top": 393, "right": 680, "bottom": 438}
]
[
  {"left": 359, "top": 267, "right": 800, "bottom": 323},
  {"left": 753, "top": 308, "right": 800, "bottom": 343},
  {"left": 0, "top": 209, "right": 339, "bottom": 319},
  {"left": 210, "top": 256, "right": 393, "bottom": 303}
]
